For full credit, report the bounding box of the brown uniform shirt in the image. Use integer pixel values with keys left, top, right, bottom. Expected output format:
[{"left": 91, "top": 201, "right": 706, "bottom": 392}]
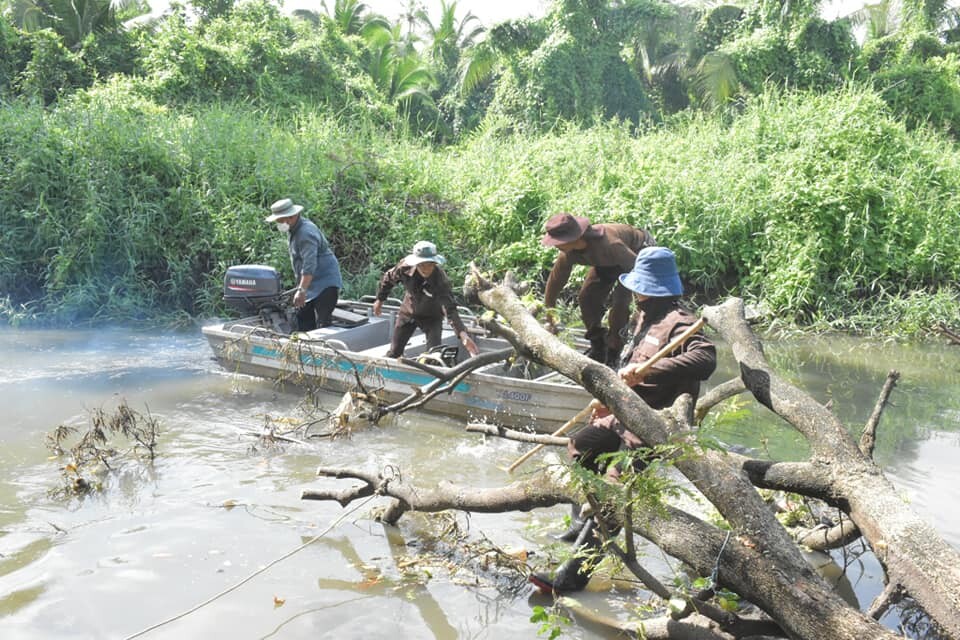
[
  {"left": 544, "top": 223, "right": 654, "bottom": 308},
  {"left": 375, "top": 262, "right": 468, "bottom": 336},
  {"left": 593, "top": 300, "right": 716, "bottom": 449},
  {"left": 624, "top": 303, "right": 716, "bottom": 409}
]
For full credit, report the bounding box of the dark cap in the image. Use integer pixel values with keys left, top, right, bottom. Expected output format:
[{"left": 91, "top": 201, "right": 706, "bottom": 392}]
[
  {"left": 570, "top": 426, "right": 621, "bottom": 473},
  {"left": 541, "top": 213, "right": 599, "bottom": 247}
]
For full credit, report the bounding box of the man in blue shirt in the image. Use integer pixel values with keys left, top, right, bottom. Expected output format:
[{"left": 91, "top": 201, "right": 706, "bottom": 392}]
[{"left": 266, "top": 198, "right": 343, "bottom": 332}]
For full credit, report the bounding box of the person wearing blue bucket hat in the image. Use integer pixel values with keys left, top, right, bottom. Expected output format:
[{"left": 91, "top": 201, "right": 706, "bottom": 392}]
[
  {"left": 530, "top": 246, "right": 716, "bottom": 596},
  {"left": 541, "top": 213, "right": 656, "bottom": 366},
  {"left": 372, "top": 241, "right": 480, "bottom": 360},
  {"left": 613, "top": 246, "right": 715, "bottom": 406},
  {"left": 618, "top": 246, "right": 684, "bottom": 297}
]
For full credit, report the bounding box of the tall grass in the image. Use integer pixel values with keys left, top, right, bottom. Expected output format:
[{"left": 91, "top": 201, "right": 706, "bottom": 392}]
[{"left": 2, "top": 82, "right": 958, "bottom": 334}]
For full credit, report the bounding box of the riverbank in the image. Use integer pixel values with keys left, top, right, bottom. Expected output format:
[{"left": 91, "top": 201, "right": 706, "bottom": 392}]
[{"left": 2, "top": 86, "right": 959, "bottom": 335}]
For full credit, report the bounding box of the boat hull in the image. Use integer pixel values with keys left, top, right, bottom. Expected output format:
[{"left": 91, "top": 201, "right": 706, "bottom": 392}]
[{"left": 201, "top": 302, "right": 592, "bottom": 432}]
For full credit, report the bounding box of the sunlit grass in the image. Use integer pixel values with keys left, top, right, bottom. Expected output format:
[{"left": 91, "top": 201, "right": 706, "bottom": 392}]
[{"left": 1, "top": 83, "right": 958, "bottom": 334}]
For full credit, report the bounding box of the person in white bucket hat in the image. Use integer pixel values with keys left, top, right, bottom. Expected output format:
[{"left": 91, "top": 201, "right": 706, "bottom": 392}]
[
  {"left": 372, "top": 241, "right": 479, "bottom": 360},
  {"left": 265, "top": 198, "right": 342, "bottom": 331}
]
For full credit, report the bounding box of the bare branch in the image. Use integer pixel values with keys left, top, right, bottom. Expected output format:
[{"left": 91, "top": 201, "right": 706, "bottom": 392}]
[
  {"left": 794, "top": 516, "right": 862, "bottom": 552},
  {"left": 937, "top": 322, "right": 960, "bottom": 345},
  {"left": 557, "top": 597, "right": 739, "bottom": 640},
  {"left": 859, "top": 370, "right": 899, "bottom": 458},
  {"left": 465, "top": 423, "right": 569, "bottom": 446},
  {"left": 372, "top": 348, "right": 515, "bottom": 419},
  {"left": 304, "top": 464, "right": 572, "bottom": 525},
  {"left": 694, "top": 376, "right": 747, "bottom": 424}
]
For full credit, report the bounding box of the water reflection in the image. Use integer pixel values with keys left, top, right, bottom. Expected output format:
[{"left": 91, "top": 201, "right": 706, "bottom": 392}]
[
  {"left": 312, "top": 527, "right": 459, "bottom": 639},
  {"left": 706, "top": 332, "right": 960, "bottom": 548},
  {"left": 0, "top": 326, "right": 957, "bottom": 639}
]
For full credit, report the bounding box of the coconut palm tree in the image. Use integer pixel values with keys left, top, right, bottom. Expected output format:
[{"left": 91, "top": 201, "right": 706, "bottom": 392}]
[
  {"left": 845, "top": 0, "right": 905, "bottom": 39},
  {"left": 457, "top": 37, "right": 499, "bottom": 95},
  {"left": 308, "top": 0, "right": 385, "bottom": 35},
  {"left": 846, "top": 0, "right": 959, "bottom": 42},
  {"left": 623, "top": 0, "right": 743, "bottom": 112},
  {"left": 363, "top": 21, "right": 435, "bottom": 107},
  {"left": 416, "top": 0, "right": 484, "bottom": 72}
]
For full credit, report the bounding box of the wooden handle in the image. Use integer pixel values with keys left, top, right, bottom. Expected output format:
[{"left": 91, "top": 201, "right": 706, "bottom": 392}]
[
  {"left": 619, "top": 316, "right": 707, "bottom": 380},
  {"left": 504, "top": 316, "right": 708, "bottom": 474},
  {"left": 506, "top": 401, "right": 598, "bottom": 474}
]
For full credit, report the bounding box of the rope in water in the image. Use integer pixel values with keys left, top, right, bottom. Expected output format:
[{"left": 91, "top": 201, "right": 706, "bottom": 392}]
[{"left": 123, "top": 494, "right": 379, "bottom": 640}]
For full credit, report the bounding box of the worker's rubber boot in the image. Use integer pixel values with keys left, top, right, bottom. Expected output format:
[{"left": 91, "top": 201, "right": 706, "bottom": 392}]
[
  {"left": 530, "top": 520, "right": 599, "bottom": 595},
  {"left": 605, "top": 346, "right": 622, "bottom": 368},
  {"left": 552, "top": 504, "right": 584, "bottom": 542},
  {"left": 584, "top": 338, "right": 607, "bottom": 363}
]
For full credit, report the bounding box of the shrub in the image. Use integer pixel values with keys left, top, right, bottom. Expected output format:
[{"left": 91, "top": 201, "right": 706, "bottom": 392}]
[
  {"left": 15, "top": 29, "right": 89, "bottom": 104},
  {"left": 2, "top": 84, "right": 958, "bottom": 333},
  {"left": 873, "top": 55, "right": 960, "bottom": 136}
]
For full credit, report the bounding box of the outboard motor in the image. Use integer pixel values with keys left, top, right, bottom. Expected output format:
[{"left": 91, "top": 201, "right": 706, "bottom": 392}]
[{"left": 223, "top": 265, "right": 296, "bottom": 334}]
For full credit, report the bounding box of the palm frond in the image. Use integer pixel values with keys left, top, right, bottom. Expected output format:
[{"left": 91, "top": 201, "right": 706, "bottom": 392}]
[
  {"left": 457, "top": 39, "right": 497, "bottom": 95},
  {"left": 694, "top": 50, "right": 739, "bottom": 109}
]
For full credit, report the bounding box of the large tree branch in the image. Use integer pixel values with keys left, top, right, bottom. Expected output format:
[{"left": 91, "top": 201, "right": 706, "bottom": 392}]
[
  {"left": 302, "top": 464, "right": 572, "bottom": 525},
  {"left": 703, "top": 298, "right": 960, "bottom": 637},
  {"left": 465, "top": 273, "right": 899, "bottom": 640},
  {"left": 735, "top": 458, "right": 837, "bottom": 500}
]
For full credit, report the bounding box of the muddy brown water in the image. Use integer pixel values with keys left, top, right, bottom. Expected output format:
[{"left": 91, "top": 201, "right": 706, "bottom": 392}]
[{"left": 0, "top": 327, "right": 957, "bottom": 639}]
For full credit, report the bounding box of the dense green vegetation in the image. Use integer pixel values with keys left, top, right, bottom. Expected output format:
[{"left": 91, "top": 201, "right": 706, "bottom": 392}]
[{"left": 1, "top": 0, "right": 959, "bottom": 335}]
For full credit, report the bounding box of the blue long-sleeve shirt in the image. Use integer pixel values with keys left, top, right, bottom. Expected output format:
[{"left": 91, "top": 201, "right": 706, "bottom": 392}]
[{"left": 288, "top": 217, "right": 342, "bottom": 300}]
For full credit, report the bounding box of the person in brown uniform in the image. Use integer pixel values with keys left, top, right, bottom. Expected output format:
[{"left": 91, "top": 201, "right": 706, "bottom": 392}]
[
  {"left": 541, "top": 213, "right": 655, "bottom": 366},
  {"left": 373, "top": 240, "right": 480, "bottom": 360},
  {"left": 530, "top": 246, "right": 716, "bottom": 595}
]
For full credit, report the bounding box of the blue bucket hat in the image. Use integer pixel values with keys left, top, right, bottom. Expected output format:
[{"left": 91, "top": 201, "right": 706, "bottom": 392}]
[{"left": 619, "top": 247, "right": 683, "bottom": 297}]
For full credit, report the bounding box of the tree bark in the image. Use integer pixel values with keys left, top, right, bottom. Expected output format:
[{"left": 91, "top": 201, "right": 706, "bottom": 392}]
[
  {"left": 464, "top": 272, "right": 945, "bottom": 639},
  {"left": 703, "top": 298, "right": 960, "bottom": 638}
]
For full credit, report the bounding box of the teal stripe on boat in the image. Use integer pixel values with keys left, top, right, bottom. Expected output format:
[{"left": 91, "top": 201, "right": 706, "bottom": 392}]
[{"left": 250, "top": 345, "right": 470, "bottom": 392}]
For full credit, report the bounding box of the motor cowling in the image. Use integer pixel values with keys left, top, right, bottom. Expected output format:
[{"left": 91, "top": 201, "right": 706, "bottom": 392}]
[{"left": 223, "top": 265, "right": 284, "bottom": 314}]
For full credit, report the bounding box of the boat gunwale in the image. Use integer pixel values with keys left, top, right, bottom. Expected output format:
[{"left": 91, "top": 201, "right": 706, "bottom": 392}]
[{"left": 201, "top": 320, "right": 587, "bottom": 395}]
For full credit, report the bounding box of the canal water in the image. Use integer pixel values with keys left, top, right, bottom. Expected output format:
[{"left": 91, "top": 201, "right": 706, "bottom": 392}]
[{"left": 0, "top": 326, "right": 957, "bottom": 639}]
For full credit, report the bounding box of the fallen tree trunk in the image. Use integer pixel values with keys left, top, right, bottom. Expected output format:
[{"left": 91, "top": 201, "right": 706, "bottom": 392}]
[
  {"left": 463, "top": 272, "right": 960, "bottom": 639},
  {"left": 300, "top": 273, "right": 959, "bottom": 639},
  {"left": 704, "top": 299, "right": 960, "bottom": 636}
]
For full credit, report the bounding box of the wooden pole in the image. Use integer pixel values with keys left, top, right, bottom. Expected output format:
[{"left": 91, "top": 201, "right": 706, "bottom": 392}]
[
  {"left": 505, "top": 316, "right": 708, "bottom": 473},
  {"left": 504, "top": 401, "right": 597, "bottom": 473}
]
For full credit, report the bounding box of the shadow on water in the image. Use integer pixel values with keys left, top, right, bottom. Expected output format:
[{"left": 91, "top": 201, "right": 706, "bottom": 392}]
[{"left": 0, "top": 326, "right": 957, "bottom": 639}]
